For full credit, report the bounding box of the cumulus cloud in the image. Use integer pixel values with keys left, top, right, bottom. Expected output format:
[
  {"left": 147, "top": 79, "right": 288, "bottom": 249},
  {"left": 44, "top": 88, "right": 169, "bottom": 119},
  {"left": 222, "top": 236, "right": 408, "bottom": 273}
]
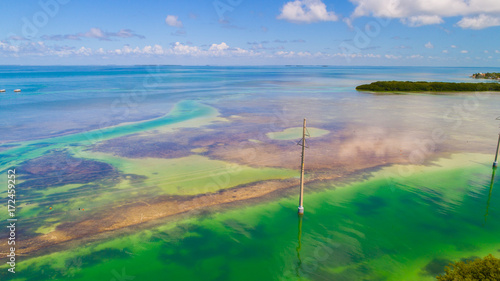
[
  {"left": 0, "top": 40, "right": 260, "bottom": 58},
  {"left": 275, "top": 51, "right": 314, "bottom": 58},
  {"left": 208, "top": 42, "right": 231, "bottom": 56},
  {"left": 277, "top": 0, "right": 338, "bottom": 23},
  {"left": 171, "top": 42, "right": 201, "bottom": 55},
  {"left": 148, "top": 45, "right": 165, "bottom": 55},
  {"left": 457, "top": 14, "right": 500, "bottom": 29},
  {"left": 327, "top": 52, "right": 381, "bottom": 59},
  {"left": 385, "top": 54, "right": 402, "bottom": 59},
  {"left": 41, "top": 28, "right": 145, "bottom": 41},
  {"left": 425, "top": 42, "right": 434, "bottom": 49},
  {"left": 461, "top": 50, "right": 468, "bottom": 53},
  {"left": 403, "top": 15, "right": 444, "bottom": 27},
  {"left": 164, "top": 42, "right": 258, "bottom": 57},
  {"left": 349, "top": 0, "right": 500, "bottom": 29},
  {"left": 165, "top": 15, "right": 183, "bottom": 27}
]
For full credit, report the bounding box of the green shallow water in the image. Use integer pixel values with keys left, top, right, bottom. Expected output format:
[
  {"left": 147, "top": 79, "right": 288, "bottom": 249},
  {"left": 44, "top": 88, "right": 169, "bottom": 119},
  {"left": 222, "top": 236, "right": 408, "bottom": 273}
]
[{"left": 3, "top": 153, "right": 500, "bottom": 281}]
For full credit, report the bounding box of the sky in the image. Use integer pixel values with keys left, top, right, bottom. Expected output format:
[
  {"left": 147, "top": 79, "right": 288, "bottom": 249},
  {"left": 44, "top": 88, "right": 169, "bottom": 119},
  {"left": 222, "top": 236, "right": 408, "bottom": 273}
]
[{"left": 0, "top": 0, "right": 499, "bottom": 66}]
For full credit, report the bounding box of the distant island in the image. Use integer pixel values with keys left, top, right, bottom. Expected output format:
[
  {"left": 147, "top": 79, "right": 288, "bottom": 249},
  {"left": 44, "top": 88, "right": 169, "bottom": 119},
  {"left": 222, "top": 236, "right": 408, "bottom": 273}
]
[
  {"left": 356, "top": 81, "right": 500, "bottom": 92},
  {"left": 472, "top": 72, "right": 500, "bottom": 80}
]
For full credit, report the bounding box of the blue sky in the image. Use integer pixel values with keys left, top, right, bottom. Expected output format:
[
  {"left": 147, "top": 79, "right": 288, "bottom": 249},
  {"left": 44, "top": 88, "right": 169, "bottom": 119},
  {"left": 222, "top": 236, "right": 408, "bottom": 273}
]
[{"left": 0, "top": 0, "right": 499, "bottom": 66}]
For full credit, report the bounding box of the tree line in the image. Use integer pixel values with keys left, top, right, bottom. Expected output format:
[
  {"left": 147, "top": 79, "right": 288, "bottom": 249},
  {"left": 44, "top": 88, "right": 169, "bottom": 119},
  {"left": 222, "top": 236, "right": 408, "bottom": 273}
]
[{"left": 356, "top": 81, "right": 500, "bottom": 92}]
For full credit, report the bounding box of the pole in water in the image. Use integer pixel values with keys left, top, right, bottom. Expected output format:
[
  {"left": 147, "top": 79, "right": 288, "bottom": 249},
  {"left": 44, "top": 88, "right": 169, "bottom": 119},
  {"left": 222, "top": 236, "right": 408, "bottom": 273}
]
[
  {"left": 298, "top": 118, "right": 307, "bottom": 215},
  {"left": 494, "top": 133, "right": 500, "bottom": 168}
]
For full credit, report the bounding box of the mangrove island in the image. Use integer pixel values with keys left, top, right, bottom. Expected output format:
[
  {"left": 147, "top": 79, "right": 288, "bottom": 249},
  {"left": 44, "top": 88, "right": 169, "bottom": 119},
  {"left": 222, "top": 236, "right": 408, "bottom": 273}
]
[
  {"left": 356, "top": 81, "right": 500, "bottom": 92},
  {"left": 471, "top": 72, "right": 500, "bottom": 80}
]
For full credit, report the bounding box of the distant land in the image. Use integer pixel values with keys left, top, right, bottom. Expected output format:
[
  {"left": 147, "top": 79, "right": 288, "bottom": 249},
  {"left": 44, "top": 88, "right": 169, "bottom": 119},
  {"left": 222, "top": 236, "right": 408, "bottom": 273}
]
[
  {"left": 472, "top": 72, "right": 500, "bottom": 80},
  {"left": 356, "top": 81, "right": 500, "bottom": 92}
]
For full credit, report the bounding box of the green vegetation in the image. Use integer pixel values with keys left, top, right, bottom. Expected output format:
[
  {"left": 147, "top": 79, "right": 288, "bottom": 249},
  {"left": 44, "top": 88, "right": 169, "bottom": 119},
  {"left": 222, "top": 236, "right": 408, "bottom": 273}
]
[
  {"left": 472, "top": 72, "right": 500, "bottom": 80},
  {"left": 436, "top": 255, "right": 500, "bottom": 281},
  {"left": 356, "top": 81, "right": 500, "bottom": 92}
]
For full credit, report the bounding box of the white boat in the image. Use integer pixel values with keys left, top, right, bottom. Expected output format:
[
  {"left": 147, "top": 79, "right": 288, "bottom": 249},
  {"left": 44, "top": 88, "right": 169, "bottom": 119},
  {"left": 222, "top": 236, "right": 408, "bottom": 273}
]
[
  {"left": 14, "top": 89, "right": 21, "bottom": 92},
  {"left": 0, "top": 89, "right": 5, "bottom": 92}
]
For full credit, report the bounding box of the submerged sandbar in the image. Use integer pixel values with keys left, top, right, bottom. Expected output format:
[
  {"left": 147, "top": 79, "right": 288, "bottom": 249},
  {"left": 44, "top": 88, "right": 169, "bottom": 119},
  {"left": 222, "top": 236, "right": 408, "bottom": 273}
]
[{"left": 266, "top": 127, "right": 329, "bottom": 140}]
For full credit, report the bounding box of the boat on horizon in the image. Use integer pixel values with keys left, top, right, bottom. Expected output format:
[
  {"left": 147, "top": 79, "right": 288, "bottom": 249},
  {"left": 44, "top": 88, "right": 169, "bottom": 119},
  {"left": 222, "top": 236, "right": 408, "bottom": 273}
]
[{"left": 14, "top": 89, "right": 21, "bottom": 92}]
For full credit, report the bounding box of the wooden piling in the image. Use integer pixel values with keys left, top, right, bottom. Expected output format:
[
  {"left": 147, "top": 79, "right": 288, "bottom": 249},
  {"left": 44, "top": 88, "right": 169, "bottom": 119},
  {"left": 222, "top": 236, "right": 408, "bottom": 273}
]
[
  {"left": 494, "top": 133, "right": 500, "bottom": 168},
  {"left": 298, "top": 118, "right": 306, "bottom": 215}
]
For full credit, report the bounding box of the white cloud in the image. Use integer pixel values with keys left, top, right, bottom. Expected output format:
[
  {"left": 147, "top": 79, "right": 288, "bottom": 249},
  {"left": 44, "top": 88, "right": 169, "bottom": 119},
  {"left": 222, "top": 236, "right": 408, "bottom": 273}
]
[
  {"left": 461, "top": 50, "right": 468, "bottom": 53},
  {"left": 496, "top": 50, "right": 500, "bottom": 53},
  {"left": 328, "top": 52, "right": 381, "bottom": 59},
  {"left": 451, "top": 45, "right": 457, "bottom": 48},
  {"left": 75, "top": 46, "right": 92, "bottom": 56},
  {"left": 0, "top": 40, "right": 267, "bottom": 59},
  {"left": 425, "top": 42, "right": 434, "bottom": 49},
  {"left": 277, "top": 0, "right": 338, "bottom": 23},
  {"left": 457, "top": 14, "right": 500, "bottom": 29},
  {"left": 142, "top": 45, "right": 164, "bottom": 55},
  {"left": 41, "top": 28, "right": 145, "bottom": 41},
  {"left": 403, "top": 15, "right": 444, "bottom": 27},
  {"left": 165, "top": 15, "right": 183, "bottom": 27},
  {"left": 442, "top": 50, "right": 449, "bottom": 53},
  {"left": 209, "top": 42, "right": 230, "bottom": 56},
  {"left": 349, "top": 0, "right": 500, "bottom": 29},
  {"left": 385, "top": 54, "right": 402, "bottom": 59},
  {"left": 297, "top": 51, "right": 312, "bottom": 57},
  {"left": 209, "top": 42, "right": 229, "bottom": 51},
  {"left": 232, "top": 47, "right": 250, "bottom": 55},
  {"left": 172, "top": 42, "right": 200, "bottom": 55},
  {"left": 275, "top": 50, "right": 313, "bottom": 58}
]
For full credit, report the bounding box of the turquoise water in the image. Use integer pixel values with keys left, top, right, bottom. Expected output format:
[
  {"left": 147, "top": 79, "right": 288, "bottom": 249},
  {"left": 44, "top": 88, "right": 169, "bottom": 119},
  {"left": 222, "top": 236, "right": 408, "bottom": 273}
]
[
  {"left": 2, "top": 66, "right": 500, "bottom": 280},
  {"left": 0, "top": 100, "right": 216, "bottom": 169}
]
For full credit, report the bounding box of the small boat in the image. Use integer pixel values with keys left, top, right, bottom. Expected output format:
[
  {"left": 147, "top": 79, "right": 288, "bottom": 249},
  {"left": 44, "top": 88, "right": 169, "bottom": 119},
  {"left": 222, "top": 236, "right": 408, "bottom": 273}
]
[
  {"left": 0, "top": 89, "right": 5, "bottom": 92},
  {"left": 14, "top": 89, "right": 21, "bottom": 93}
]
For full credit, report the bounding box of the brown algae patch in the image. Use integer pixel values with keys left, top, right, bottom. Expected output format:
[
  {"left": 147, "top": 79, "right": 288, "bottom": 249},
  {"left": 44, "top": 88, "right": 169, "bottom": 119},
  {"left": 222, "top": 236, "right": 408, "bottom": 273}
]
[
  {"left": 93, "top": 134, "right": 192, "bottom": 159},
  {"left": 18, "top": 150, "right": 118, "bottom": 189}
]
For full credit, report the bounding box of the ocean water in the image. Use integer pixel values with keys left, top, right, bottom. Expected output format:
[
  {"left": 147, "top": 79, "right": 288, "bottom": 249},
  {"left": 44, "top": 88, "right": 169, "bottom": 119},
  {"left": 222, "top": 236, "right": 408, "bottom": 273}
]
[{"left": 1, "top": 66, "right": 500, "bottom": 280}]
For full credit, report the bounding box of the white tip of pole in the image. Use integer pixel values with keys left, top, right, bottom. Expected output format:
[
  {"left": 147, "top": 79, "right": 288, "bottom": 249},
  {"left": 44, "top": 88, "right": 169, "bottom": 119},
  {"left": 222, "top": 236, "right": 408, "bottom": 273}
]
[
  {"left": 298, "top": 206, "right": 304, "bottom": 215},
  {"left": 494, "top": 161, "right": 498, "bottom": 168}
]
